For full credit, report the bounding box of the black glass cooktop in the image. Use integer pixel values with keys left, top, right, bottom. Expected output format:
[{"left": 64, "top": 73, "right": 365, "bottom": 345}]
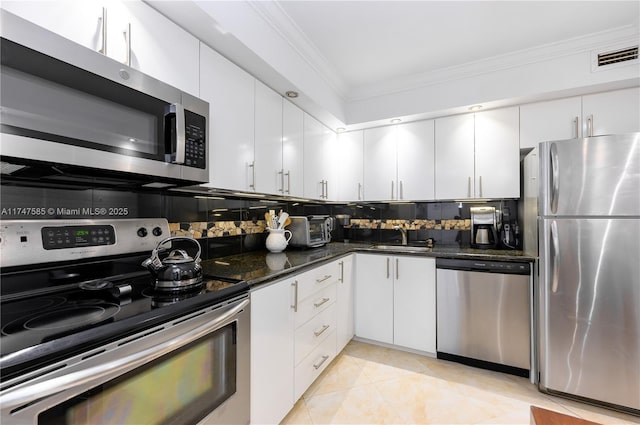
[{"left": 0, "top": 258, "right": 248, "bottom": 380}]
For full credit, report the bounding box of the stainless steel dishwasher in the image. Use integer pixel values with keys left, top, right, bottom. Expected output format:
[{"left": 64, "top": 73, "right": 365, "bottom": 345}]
[{"left": 436, "top": 258, "right": 531, "bottom": 377}]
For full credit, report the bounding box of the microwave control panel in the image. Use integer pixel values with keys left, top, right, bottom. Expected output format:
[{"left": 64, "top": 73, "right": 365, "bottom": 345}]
[{"left": 184, "top": 111, "right": 206, "bottom": 169}]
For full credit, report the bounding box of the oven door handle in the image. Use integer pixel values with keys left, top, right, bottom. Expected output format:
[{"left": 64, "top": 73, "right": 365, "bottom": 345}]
[{"left": 0, "top": 298, "right": 249, "bottom": 410}]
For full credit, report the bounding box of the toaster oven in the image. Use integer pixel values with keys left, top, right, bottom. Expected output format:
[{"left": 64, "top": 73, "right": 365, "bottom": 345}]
[{"left": 287, "top": 216, "right": 332, "bottom": 248}]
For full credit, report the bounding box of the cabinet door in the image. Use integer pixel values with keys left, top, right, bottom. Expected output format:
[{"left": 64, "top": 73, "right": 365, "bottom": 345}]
[
  {"left": 520, "top": 97, "right": 582, "bottom": 149},
  {"left": 1, "top": 1, "right": 104, "bottom": 52},
  {"left": 393, "top": 257, "right": 436, "bottom": 353},
  {"left": 336, "top": 131, "right": 364, "bottom": 201},
  {"left": 435, "top": 114, "right": 475, "bottom": 199},
  {"left": 282, "top": 101, "right": 304, "bottom": 197},
  {"left": 475, "top": 107, "right": 520, "bottom": 199},
  {"left": 363, "top": 126, "right": 397, "bottom": 201},
  {"left": 199, "top": 44, "right": 254, "bottom": 191},
  {"left": 354, "top": 254, "right": 393, "bottom": 344},
  {"left": 254, "top": 81, "right": 283, "bottom": 195},
  {"left": 582, "top": 87, "right": 640, "bottom": 136},
  {"left": 397, "top": 120, "right": 435, "bottom": 201},
  {"left": 323, "top": 128, "right": 338, "bottom": 201},
  {"left": 336, "top": 255, "right": 355, "bottom": 352},
  {"left": 303, "top": 114, "right": 326, "bottom": 199},
  {"left": 250, "top": 279, "right": 295, "bottom": 425},
  {"left": 117, "top": 1, "right": 199, "bottom": 95}
]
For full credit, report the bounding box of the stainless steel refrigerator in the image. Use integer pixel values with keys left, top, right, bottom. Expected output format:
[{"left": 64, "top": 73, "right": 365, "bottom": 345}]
[{"left": 537, "top": 133, "right": 640, "bottom": 413}]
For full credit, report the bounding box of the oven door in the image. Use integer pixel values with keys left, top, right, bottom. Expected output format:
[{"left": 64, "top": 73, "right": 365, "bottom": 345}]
[{"left": 0, "top": 296, "right": 250, "bottom": 425}]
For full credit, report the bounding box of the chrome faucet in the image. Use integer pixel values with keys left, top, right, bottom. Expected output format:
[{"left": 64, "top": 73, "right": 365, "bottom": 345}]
[{"left": 393, "top": 225, "right": 408, "bottom": 246}]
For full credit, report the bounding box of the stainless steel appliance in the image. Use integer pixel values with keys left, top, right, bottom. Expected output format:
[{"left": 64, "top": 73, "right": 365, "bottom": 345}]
[
  {"left": 470, "top": 206, "right": 498, "bottom": 249},
  {"left": 287, "top": 215, "right": 332, "bottom": 248},
  {"left": 538, "top": 133, "right": 640, "bottom": 414},
  {"left": 0, "top": 219, "right": 250, "bottom": 425},
  {"left": 0, "top": 10, "right": 209, "bottom": 188},
  {"left": 436, "top": 258, "right": 532, "bottom": 377}
]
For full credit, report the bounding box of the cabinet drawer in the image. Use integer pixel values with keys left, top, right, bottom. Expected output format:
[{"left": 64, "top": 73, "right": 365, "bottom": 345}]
[
  {"left": 297, "top": 262, "right": 339, "bottom": 301},
  {"left": 294, "top": 330, "right": 336, "bottom": 400},
  {"left": 295, "top": 303, "right": 337, "bottom": 365},
  {"left": 295, "top": 283, "right": 337, "bottom": 328}
]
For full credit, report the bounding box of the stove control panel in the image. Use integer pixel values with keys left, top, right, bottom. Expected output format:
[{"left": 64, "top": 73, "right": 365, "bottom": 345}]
[{"left": 0, "top": 218, "right": 170, "bottom": 268}]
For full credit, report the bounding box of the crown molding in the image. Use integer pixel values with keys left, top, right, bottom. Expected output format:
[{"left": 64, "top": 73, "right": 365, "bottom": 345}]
[
  {"left": 347, "top": 23, "right": 640, "bottom": 102},
  {"left": 247, "top": 1, "right": 349, "bottom": 100}
]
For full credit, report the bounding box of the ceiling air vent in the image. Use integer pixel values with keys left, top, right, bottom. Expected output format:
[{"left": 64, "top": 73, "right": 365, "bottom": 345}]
[{"left": 597, "top": 46, "right": 638, "bottom": 67}]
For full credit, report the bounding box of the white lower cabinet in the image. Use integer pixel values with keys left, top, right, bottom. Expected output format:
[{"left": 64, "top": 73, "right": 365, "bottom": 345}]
[
  {"left": 336, "top": 255, "right": 355, "bottom": 352},
  {"left": 250, "top": 259, "right": 344, "bottom": 425},
  {"left": 250, "top": 277, "right": 295, "bottom": 425},
  {"left": 354, "top": 254, "right": 436, "bottom": 353}
]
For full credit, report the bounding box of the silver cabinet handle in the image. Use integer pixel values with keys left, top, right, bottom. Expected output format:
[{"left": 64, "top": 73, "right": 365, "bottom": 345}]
[
  {"left": 98, "top": 7, "right": 107, "bottom": 55},
  {"left": 316, "top": 274, "right": 332, "bottom": 284},
  {"left": 391, "top": 181, "right": 395, "bottom": 199},
  {"left": 479, "top": 175, "right": 483, "bottom": 198},
  {"left": 313, "top": 355, "right": 330, "bottom": 370},
  {"left": 325, "top": 180, "right": 329, "bottom": 199},
  {"left": 0, "top": 298, "right": 249, "bottom": 410},
  {"left": 291, "top": 280, "right": 298, "bottom": 312},
  {"left": 399, "top": 180, "right": 404, "bottom": 200},
  {"left": 386, "top": 257, "right": 390, "bottom": 279},
  {"left": 248, "top": 161, "right": 256, "bottom": 190},
  {"left": 587, "top": 114, "right": 594, "bottom": 137},
  {"left": 468, "top": 176, "right": 472, "bottom": 198},
  {"left": 550, "top": 143, "right": 559, "bottom": 214},
  {"left": 123, "top": 23, "right": 131, "bottom": 66},
  {"left": 358, "top": 182, "right": 362, "bottom": 200},
  {"left": 314, "top": 324, "right": 330, "bottom": 337},
  {"left": 339, "top": 261, "right": 344, "bottom": 283},
  {"left": 396, "top": 258, "right": 399, "bottom": 280},
  {"left": 278, "top": 169, "right": 284, "bottom": 193},
  {"left": 285, "top": 171, "right": 291, "bottom": 194},
  {"left": 551, "top": 221, "right": 560, "bottom": 293},
  {"left": 170, "top": 103, "right": 185, "bottom": 165},
  {"left": 314, "top": 297, "right": 330, "bottom": 308},
  {"left": 574, "top": 116, "right": 579, "bottom": 138}
]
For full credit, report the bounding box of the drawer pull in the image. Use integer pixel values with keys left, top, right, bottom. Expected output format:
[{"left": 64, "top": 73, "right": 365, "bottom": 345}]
[
  {"left": 313, "top": 355, "right": 330, "bottom": 370},
  {"left": 291, "top": 280, "right": 299, "bottom": 312},
  {"left": 314, "top": 324, "right": 330, "bottom": 337},
  {"left": 316, "top": 274, "right": 332, "bottom": 283},
  {"left": 314, "top": 297, "right": 330, "bottom": 308}
]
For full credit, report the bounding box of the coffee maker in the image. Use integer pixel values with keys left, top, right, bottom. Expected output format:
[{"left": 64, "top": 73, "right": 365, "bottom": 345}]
[{"left": 470, "top": 206, "right": 498, "bottom": 249}]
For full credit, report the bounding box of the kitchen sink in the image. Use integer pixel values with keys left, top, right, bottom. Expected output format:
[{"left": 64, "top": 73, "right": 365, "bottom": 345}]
[{"left": 372, "top": 245, "right": 432, "bottom": 253}]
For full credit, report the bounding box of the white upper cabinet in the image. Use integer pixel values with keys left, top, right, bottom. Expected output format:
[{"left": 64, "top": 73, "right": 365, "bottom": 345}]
[
  {"left": 364, "top": 121, "right": 435, "bottom": 201},
  {"left": 303, "top": 115, "right": 336, "bottom": 200},
  {"left": 397, "top": 120, "right": 435, "bottom": 201},
  {"left": 520, "top": 97, "right": 582, "bottom": 149},
  {"left": 254, "top": 81, "right": 284, "bottom": 195},
  {"left": 282, "top": 101, "right": 305, "bottom": 198},
  {"left": 435, "top": 114, "right": 475, "bottom": 200},
  {"left": 363, "top": 126, "right": 398, "bottom": 201},
  {"left": 2, "top": 1, "right": 199, "bottom": 95},
  {"left": 435, "top": 107, "right": 519, "bottom": 199},
  {"left": 582, "top": 87, "right": 640, "bottom": 137},
  {"left": 474, "top": 107, "right": 520, "bottom": 199},
  {"left": 199, "top": 43, "right": 254, "bottom": 191},
  {"left": 336, "top": 131, "right": 364, "bottom": 202}
]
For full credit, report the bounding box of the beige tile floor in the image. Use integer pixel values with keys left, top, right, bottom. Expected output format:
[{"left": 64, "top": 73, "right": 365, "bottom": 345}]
[{"left": 281, "top": 340, "right": 640, "bottom": 425}]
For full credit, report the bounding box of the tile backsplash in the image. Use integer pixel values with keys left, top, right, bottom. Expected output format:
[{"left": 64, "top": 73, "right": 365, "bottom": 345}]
[{"left": 0, "top": 184, "right": 518, "bottom": 259}]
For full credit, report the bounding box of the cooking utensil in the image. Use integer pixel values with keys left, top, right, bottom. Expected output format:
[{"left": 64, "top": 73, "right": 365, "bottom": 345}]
[
  {"left": 283, "top": 217, "right": 291, "bottom": 227},
  {"left": 141, "top": 236, "right": 203, "bottom": 291},
  {"left": 277, "top": 212, "right": 289, "bottom": 229}
]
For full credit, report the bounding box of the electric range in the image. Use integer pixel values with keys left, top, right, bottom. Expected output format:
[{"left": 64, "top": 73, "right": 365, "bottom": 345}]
[{"left": 0, "top": 219, "right": 248, "bottom": 381}]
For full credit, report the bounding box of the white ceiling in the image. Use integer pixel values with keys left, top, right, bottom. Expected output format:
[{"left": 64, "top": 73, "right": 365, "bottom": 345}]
[{"left": 275, "top": 1, "right": 640, "bottom": 100}]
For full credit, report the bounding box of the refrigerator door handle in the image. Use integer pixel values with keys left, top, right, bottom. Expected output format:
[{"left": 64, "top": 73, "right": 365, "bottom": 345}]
[
  {"left": 551, "top": 220, "right": 560, "bottom": 293},
  {"left": 550, "top": 143, "right": 559, "bottom": 214}
]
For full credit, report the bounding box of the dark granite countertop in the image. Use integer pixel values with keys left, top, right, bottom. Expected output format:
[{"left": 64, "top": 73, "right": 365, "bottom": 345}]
[{"left": 201, "top": 242, "right": 536, "bottom": 289}]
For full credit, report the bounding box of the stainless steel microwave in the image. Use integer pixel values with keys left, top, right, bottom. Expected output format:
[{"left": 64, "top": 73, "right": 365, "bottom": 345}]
[{"left": 0, "top": 10, "right": 209, "bottom": 188}]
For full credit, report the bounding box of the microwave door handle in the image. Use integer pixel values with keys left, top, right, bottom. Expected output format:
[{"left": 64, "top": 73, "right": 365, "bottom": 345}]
[
  {"left": 171, "top": 103, "right": 186, "bottom": 164},
  {"left": 0, "top": 298, "right": 249, "bottom": 410}
]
